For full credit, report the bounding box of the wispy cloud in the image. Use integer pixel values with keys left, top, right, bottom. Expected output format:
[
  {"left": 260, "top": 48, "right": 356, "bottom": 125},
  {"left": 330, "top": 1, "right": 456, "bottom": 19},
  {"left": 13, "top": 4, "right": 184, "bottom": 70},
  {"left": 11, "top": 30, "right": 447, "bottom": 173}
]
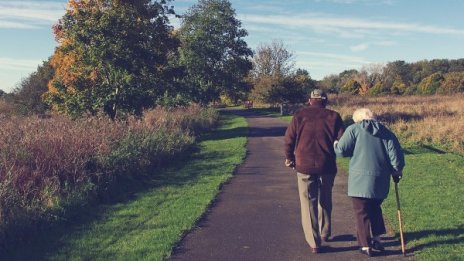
[
  {"left": 374, "top": 40, "right": 397, "bottom": 46},
  {"left": 0, "top": 20, "right": 39, "bottom": 29},
  {"left": 241, "top": 14, "right": 464, "bottom": 37},
  {"left": 0, "top": 1, "right": 65, "bottom": 29},
  {"left": 297, "top": 51, "right": 372, "bottom": 64},
  {"left": 0, "top": 57, "right": 42, "bottom": 71},
  {"left": 295, "top": 51, "right": 372, "bottom": 79},
  {"left": 316, "top": 0, "right": 396, "bottom": 5},
  {"left": 350, "top": 43, "right": 369, "bottom": 52}
]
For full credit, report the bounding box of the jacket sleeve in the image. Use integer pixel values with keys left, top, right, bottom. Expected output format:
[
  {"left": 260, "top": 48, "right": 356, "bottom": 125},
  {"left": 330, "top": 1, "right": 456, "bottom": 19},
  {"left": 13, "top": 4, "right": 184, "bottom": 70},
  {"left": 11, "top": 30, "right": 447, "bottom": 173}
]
[
  {"left": 334, "top": 125, "right": 356, "bottom": 157},
  {"left": 284, "top": 116, "right": 297, "bottom": 161},
  {"left": 387, "top": 133, "right": 405, "bottom": 172},
  {"left": 335, "top": 113, "right": 345, "bottom": 140}
]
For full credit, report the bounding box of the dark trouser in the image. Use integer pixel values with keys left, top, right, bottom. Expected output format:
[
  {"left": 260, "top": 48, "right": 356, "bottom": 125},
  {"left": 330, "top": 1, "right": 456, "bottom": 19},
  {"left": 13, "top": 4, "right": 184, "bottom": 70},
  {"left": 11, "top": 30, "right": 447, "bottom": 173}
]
[{"left": 351, "top": 197, "right": 386, "bottom": 248}]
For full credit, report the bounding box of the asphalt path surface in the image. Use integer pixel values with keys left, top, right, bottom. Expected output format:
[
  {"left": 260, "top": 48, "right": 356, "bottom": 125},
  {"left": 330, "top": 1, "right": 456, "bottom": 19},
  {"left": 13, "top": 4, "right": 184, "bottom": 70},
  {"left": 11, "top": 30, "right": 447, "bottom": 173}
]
[{"left": 170, "top": 110, "right": 413, "bottom": 261}]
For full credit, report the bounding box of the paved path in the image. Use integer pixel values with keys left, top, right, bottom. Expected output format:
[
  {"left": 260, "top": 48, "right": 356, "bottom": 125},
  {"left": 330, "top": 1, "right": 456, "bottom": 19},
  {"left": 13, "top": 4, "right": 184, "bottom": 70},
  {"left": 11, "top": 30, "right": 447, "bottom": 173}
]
[{"left": 170, "top": 110, "right": 413, "bottom": 261}]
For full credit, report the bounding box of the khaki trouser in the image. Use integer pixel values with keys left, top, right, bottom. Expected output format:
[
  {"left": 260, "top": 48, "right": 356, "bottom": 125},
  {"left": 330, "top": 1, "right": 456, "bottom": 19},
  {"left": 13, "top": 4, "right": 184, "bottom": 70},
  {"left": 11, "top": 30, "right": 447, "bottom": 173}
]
[{"left": 297, "top": 172, "right": 336, "bottom": 248}]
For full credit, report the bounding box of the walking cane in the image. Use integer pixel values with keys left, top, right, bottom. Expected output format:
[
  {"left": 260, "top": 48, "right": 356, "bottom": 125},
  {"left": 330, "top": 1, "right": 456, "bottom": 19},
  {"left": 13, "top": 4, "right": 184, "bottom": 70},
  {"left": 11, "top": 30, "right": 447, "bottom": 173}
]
[{"left": 394, "top": 182, "right": 406, "bottom": 256}]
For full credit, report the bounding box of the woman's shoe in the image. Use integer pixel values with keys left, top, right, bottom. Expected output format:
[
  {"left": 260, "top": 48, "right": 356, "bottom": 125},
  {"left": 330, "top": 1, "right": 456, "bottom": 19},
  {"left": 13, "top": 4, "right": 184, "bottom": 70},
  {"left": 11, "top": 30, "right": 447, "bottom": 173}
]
[
  {"left": 372, "top": 239, "right": 385, "bottom": 251},
  {"left": 360, "top": 247, "right": 372, "bottom": 257}
]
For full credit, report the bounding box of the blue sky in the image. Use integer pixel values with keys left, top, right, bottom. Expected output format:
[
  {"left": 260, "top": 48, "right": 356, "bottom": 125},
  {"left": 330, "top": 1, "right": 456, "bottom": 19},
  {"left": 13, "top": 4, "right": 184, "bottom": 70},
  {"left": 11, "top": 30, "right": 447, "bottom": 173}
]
[{"left": 1, "top": 0, "right": 464, "bottom": 93}]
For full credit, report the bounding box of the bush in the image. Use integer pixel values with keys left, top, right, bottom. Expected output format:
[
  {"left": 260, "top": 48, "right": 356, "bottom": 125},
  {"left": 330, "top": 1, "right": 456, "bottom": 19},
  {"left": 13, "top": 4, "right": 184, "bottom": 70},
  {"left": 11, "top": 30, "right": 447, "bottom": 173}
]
[
  {"left": 418, "top": 73, "right": 444, "bottom": 95},
  {"left": 438, "top": 72, "right": 464, "bottom": 94},
  {"left": 0, "top": 105, "right": 218, "bottom": 248}
]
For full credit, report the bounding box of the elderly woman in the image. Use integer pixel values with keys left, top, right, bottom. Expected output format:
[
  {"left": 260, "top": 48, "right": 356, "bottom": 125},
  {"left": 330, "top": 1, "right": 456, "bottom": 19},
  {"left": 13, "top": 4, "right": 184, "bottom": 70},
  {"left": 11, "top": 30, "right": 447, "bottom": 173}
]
[{"left": 334, "top": 108, "right": 405, "bottom": 257}]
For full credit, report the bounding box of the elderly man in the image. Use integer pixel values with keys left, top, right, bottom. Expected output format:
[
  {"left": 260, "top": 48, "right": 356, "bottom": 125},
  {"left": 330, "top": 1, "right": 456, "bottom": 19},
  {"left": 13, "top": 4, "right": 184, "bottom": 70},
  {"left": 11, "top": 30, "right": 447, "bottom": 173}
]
[{"left": 284, "top": 89, "right": 345, "bottom": 254}]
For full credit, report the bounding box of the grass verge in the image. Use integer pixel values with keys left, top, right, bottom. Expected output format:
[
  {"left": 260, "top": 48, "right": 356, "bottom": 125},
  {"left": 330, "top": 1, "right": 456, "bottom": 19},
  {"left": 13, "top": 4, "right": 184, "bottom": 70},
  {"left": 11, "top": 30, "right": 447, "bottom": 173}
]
[
  {"left": 0, "top": 112, "right": 247, "bottom": 261},
  {"left": 337, "top": 146, "right": 464, "bottom": 261}
]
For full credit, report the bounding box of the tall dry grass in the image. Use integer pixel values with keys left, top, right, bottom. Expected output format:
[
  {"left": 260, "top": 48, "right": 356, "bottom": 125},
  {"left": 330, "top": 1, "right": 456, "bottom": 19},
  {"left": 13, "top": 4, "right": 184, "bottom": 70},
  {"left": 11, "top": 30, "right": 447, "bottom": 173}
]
[
  {"left": 0, "top": 105, "right": 218, "bottom": 248},
  {"left": 330, "top": 94, "right": 464, "bottom": 153}
]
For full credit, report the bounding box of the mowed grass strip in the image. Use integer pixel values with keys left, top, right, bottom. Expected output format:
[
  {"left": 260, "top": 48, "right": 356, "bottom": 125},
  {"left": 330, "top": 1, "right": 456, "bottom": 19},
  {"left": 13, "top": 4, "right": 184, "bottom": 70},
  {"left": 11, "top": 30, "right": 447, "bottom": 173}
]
[
  {"left": 337, "top": 150, "right": 464, "bottom": 261},
  {"left": 8, "top": 112, "right": 247, "bottom": 261},
  {"left": 382, "top": 149, "right": 464, "bottom": 261}
]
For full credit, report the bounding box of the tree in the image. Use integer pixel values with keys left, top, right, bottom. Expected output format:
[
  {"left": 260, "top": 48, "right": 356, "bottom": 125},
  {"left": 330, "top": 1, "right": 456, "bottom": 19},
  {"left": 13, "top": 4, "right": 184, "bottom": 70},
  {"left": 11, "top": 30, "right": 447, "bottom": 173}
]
[
  {"left": 367, "top": 81, "right": 384, "bottom": 96},
  {"left": 294, "top": 69, "right": 316, "bottom": 93},
  {"left": 178, "top": 0, "right": 252, "bottom": 104},
  {"left": 250, "top": 40, "right": 295, "bottom": 79},
  {"left": 438, "top": 72, "right": 464, "bottom": 94},
  {"left": 341, "top": 79, "right": 361, "bottom": 95},
  {"left": 382, "top": 60, "right": 411, "bottom": 92},
  {"left": 45, "top": 0, "right": 178, "bottom": 119},
  {"left": 352, "top": 71, "right": 371, "bottom": 96},
  {"left": 12, "top": 60, "right": 54, "bottom": 115},
  {"left": 418, "top": 73, "right": 444, "bottom": 95},
  {"left": 249, "top": 40, "right": 297, "bottom": 103},
  {"left": 319, "top": 74, "right": 340, "bottom": 93},
  {"left": 391, "top": 76, "right": 407, "bottom": 95},
  {"left": 337, "top": 69, "right": 358, "bottom": 92}
]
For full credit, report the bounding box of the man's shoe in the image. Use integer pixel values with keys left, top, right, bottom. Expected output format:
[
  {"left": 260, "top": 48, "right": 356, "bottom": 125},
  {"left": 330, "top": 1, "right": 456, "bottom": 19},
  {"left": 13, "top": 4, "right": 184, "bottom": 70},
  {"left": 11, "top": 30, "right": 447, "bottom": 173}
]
[
  {"left": 360, "top": 247, "right": 372, "bottom": 257},
  {"left": 310, "top": 247, "right": 320, "bottom": 254},
  {"left": 372, "top": 240, "right": 385, "bottom": 251},
  {"left": 322, "top": 236, "right": 330, "bottom": 242}
]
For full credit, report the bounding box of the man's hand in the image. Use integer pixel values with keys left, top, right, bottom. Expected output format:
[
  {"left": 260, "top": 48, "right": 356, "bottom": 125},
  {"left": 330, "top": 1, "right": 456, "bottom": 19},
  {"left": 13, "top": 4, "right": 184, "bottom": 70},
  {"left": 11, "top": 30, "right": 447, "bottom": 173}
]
[
  {"left": 285, "top": 159, "right": 295, "bottom": 168},
  {"left": 392, "top": 170, "right": 403, "bottom": 183}
]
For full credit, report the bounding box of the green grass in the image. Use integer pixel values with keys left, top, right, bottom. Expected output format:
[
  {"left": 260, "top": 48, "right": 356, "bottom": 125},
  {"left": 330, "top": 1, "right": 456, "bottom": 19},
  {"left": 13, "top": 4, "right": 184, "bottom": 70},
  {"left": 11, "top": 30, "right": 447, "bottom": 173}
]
[
  {"left": 1, "top": 112, "right": 247, "bottom": 261},
  {"left": 338, "top": 146, "right": 464, "bottom": 261}
]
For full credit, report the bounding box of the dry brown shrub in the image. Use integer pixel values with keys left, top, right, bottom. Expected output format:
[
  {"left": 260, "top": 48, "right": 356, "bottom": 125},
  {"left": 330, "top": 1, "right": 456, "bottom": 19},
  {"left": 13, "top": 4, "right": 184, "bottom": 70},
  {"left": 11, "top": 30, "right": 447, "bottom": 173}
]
[
  {"left": 0, "top": 105, "right": 218, "bottom": 245},
  {"left": 329, "top": 93, "right": 464, "bottom": 153},
  {"left": 142, "top": 104, "right": 218, "bottom": 134}
]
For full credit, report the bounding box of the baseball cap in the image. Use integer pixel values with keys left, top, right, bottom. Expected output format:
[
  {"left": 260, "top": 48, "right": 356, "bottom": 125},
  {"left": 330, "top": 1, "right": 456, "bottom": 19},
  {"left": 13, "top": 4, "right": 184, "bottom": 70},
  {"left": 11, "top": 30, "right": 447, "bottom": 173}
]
[{"left": 310, "top": 89, "right": 327, "bottom": 99}]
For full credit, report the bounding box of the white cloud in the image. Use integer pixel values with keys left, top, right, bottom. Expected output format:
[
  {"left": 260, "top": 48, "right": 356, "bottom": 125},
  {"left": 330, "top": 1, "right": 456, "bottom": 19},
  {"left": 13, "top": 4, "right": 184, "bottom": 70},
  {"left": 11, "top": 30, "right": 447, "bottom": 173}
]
[
  {"left": 0, "top": 20, "right": 39, "bottom": 29},
  {"left": 293, "top": 51, "right": 373, "bottom": 79},
  {"left": 0, "top": 1, "right": 65, "bottom": 29},
  {"left": 295, "top": 60, "right": 364, "bottom": 80},
  {"left": 374, "top": 40, "right": 397, "bottom": 46},
  {"left": 350, "top": 43, "right": 369, "bottom": 52},
  {"left": 296, "top": 51, "right": 372, "bottom": 64},
  {"left": 241, "top": 14, "right": 464, "bottom": 37},
  {"left": 0, "top": 57, "right": 42, "bottom": 71},
  {"left": 319, "top": 0, "right": 395, "bottom": 5}
]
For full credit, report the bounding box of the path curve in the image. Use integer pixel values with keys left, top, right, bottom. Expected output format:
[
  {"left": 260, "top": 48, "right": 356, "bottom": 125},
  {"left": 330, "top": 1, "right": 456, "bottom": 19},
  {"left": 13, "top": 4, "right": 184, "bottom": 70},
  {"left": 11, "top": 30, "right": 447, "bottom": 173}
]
[{"left": 170, "top": 110, "right": 413, "bottom": 261}]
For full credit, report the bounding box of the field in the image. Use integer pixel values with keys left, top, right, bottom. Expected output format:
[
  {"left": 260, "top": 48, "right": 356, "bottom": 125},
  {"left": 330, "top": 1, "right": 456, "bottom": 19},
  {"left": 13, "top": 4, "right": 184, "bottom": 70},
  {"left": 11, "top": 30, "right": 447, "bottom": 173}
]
[
  {"left": 330, "top": 94, "right": 464, "bottom": 153},
  {"left": 283, "top": 94, "right": 464, "bottom": 260}
]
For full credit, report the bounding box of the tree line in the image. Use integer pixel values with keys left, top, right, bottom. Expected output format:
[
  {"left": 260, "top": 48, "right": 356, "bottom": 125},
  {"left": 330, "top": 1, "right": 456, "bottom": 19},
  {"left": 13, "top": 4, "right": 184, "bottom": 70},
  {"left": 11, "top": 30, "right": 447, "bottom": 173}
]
[
  {"left": 2, "top": 0, "right": 464, "bottom": 118},
  {"left": 3, "top": 0, "right": 252, "bottom": 118},
  {"left": 318, "top": 59, "right": 464, "bottom": 96}
]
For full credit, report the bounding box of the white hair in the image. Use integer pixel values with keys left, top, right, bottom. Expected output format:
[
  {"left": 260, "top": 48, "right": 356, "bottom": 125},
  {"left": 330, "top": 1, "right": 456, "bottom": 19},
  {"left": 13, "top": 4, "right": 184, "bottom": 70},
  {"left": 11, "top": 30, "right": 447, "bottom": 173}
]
[{"left": 352, "top": 108, "right": 376, "bottom": 123}]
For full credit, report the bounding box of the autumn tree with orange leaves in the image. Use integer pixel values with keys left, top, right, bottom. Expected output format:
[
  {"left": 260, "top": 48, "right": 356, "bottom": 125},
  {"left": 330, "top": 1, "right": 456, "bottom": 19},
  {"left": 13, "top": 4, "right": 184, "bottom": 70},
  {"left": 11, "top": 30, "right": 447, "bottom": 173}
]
[{"left": 45, "top": 0, "right": 179, "bottom": 119}]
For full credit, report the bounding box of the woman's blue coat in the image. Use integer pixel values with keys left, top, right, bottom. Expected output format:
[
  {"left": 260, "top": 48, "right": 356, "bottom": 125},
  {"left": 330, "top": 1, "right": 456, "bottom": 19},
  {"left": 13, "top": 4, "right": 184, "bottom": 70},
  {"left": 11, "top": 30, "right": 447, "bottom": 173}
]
[{"left": 334, "top": 120, "right": 405, "bottom": 199}]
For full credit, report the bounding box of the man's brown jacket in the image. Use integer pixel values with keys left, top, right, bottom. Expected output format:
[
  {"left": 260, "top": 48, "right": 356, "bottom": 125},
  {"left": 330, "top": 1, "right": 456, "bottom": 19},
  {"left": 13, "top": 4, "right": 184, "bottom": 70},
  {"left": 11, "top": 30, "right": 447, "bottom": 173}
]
[{"left": 284, "top": 103, "right": 345, "bottom": 175}]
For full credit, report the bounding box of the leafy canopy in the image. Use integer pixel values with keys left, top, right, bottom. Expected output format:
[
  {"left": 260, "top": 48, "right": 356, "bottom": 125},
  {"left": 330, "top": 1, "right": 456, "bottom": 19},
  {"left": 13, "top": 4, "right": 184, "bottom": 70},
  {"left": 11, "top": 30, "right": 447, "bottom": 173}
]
[
  {"left": 45, "top": 0, "right": 178, "bottom": 119},
  {"left": 178, "top": 0, "right": 253, "bottom": 104}
]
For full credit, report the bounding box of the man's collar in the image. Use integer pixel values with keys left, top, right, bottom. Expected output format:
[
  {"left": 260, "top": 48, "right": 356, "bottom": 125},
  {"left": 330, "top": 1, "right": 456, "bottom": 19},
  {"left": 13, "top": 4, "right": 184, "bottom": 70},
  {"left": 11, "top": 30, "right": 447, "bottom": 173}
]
[{"left": 309, "top": 101, "right": 325, "bottom": 108}]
